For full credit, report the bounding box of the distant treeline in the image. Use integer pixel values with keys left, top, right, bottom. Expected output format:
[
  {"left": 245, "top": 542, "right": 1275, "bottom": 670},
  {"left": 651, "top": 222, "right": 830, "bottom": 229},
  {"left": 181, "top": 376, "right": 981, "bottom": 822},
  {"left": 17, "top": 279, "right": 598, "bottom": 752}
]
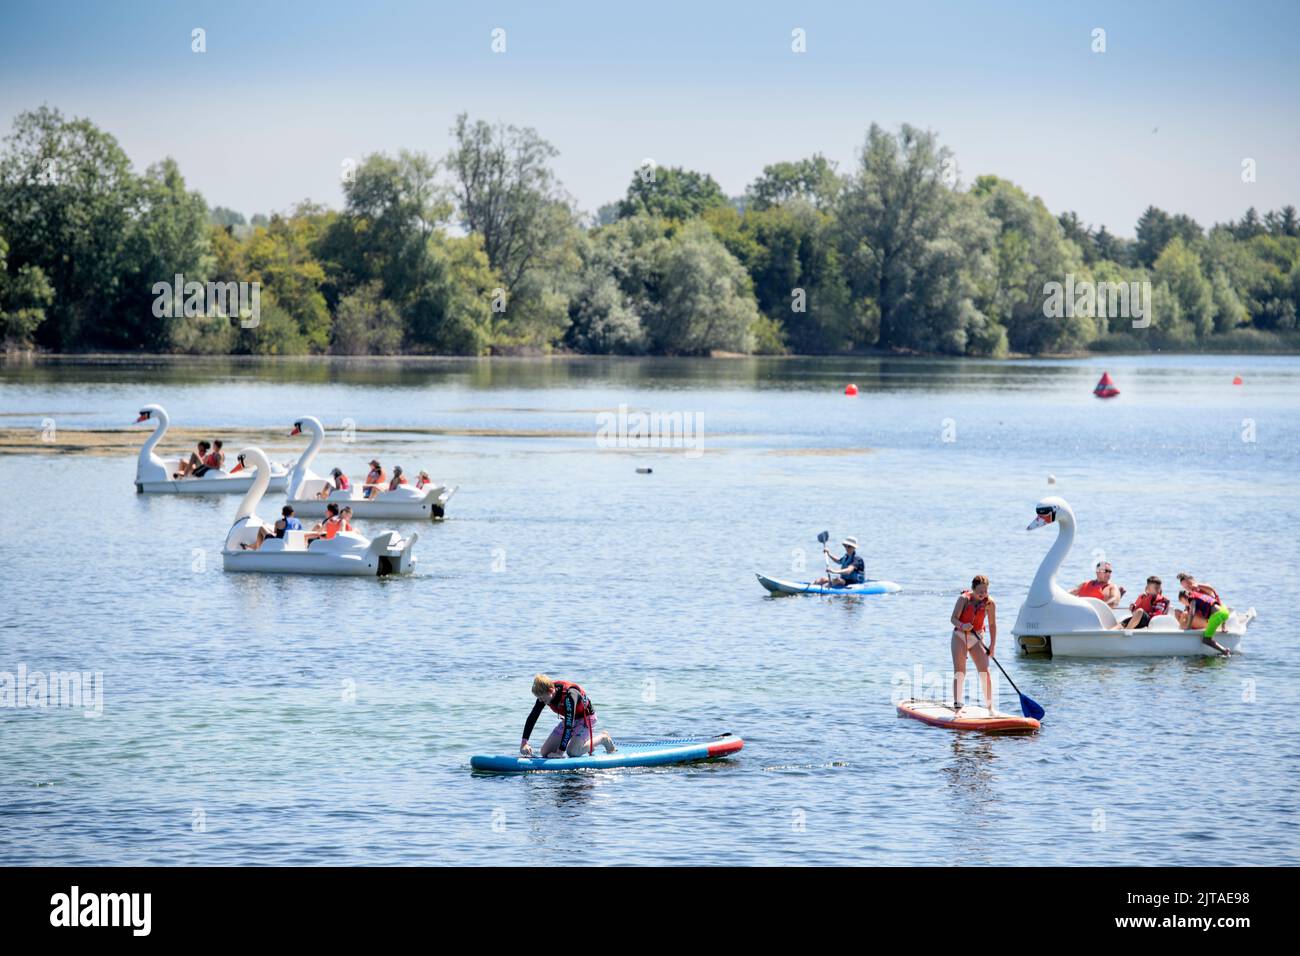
[{"left": 2, "top": 106, "right": 1298, "bottom": 357}]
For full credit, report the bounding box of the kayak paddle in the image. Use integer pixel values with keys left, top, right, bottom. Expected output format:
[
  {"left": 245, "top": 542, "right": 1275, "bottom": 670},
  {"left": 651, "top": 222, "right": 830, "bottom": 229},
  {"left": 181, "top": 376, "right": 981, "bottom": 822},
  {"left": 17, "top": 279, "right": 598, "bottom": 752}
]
[
  {"left": 816, "top": 530, "right": 831, "bottom": 584},
  {"left": 978, "top": 638, "right": 1046, "bottom": 721}
]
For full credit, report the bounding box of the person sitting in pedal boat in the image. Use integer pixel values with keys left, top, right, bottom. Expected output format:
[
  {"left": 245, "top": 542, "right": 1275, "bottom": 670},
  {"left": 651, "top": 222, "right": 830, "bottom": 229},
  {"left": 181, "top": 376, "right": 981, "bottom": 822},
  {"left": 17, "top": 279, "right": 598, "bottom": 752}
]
[
  {"left": 520, "top": 674, "right": 617, "bottom": 758},
  {"left": 305, "top": 503, "right": 343, "bottom": 543},
  {"left": 175, "top": 440, "right": 213, "bottom": 478},
  {"left": 388, "top": 465, "right": 408, "bottom": 492},
  {"left": 363, "top": 459, "right": 385, "bottom": 499},
  {"left": 1120, "top": 576, "right": 1170, "bottom": 629},
  {"left": 950, "top": 575, "right": 997, "bottom": 713},
  {"left": 243, "top": 505, "right": 302, "bottom": 551},
  {"left": 317, "top": 466, "right": 351, "bottom": 499},
  {"left": 1071, "top": 560, "right": 1123, "bottom": 607},
  {"left": 814, "top": 536, "right": 865, "bottom": 588},
  {"left": 415, "top": 469, "right": 431, "bottom": 490}
]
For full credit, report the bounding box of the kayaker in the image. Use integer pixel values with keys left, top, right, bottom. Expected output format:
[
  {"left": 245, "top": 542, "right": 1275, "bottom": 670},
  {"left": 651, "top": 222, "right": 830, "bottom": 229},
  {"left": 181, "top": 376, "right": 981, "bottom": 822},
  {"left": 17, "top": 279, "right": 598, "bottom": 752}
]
[
  {"left": 1070, "top": 561, "right": 1123, "bottom": 607},
  {"left": 363, "top": 459, "right": 386, "bottom": 499},
  {"left": 950, "top": 575, "right": 997, "bottom": 713},
  {"left": 1176, "top": 587, "right": 1232, "bottom": 657},
  {"left": 520, "top": 674, "right": 617, "bottom": 758},
  {"left": 1120, "top": 576, "right": 1170, "bottom": 629},
  {"left": 814, "top": 536, "right": 865, "bottom": 588},
  {"left": 242, "top": 505, "right": 302, "bottom": 551}
]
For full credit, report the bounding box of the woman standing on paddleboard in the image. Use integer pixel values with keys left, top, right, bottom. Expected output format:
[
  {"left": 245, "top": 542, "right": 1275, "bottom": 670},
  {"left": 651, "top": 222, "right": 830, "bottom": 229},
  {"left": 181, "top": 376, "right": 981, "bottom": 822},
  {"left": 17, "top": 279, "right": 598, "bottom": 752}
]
[
  {"left": 950, "top": 575, "right": 997, "bottom": 713},
  {"left": 520, "top": 674, "right": 617, "bottom": 758}
]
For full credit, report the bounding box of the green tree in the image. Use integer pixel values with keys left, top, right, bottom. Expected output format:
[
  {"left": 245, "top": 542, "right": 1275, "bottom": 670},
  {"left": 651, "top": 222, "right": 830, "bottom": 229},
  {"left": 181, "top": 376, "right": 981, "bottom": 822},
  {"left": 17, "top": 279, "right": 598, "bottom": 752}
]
[
  {"left": 0, "top": 232, "right": 54, "bottom": 348},
  {"left": 0, "top": 107, "right": 138, "bottom": 349},
  {"left": 835, "top": 124, "right": 996, "bottom": 354},
  {"left": 643, "top": 221, "right": 760, "bottom": 354},
  {"left": 331, "top": 280, "right": 403, "bottom": 354},
  {"left": 115, "top": 158, "right": 211, "bottom": 350},
  {"left": 616, "top": 165, "right": 727, "bottom": 222},
  {"left": 1151, "top": 237, "right": 1214, "bottom": 341},
  {"left": 746, "top": 155, "right": 841, "bottom": 211}
]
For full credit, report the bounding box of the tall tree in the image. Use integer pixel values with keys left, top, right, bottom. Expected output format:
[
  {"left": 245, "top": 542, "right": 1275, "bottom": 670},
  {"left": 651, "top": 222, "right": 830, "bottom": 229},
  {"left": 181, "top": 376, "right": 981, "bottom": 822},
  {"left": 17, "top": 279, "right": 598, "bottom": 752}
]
[
  {"left": 0, "top": 107, "right": 138, "bottom": 349},
  {"left": 746, "top": 155, "right": 841, "bottom": 211},
  {"left": 615, "top": 165, "right": 727, "bottom": 221},
  {"left": 835, "top": 124, "right": 995, "bottom": 354}
]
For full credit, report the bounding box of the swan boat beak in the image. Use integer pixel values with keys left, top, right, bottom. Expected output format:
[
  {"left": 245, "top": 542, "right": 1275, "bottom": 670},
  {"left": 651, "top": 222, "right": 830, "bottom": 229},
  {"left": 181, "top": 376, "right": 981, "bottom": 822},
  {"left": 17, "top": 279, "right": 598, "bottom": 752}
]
[{"left": 1027, "top": 509, "right": 1055, "bottom": 530}]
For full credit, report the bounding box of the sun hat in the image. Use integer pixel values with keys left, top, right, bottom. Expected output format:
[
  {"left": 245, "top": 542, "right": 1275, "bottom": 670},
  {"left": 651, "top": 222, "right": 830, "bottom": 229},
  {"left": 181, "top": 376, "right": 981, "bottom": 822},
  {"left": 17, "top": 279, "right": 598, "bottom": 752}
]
[{"left": 842, "top": 536, "right": 858, "bottom": 549}]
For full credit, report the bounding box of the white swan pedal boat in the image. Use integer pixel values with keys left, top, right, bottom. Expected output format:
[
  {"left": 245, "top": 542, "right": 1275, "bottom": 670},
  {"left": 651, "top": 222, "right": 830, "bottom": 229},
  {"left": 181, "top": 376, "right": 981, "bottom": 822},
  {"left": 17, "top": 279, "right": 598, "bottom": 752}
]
[
  {"left": 221, "top": 448, "right": 417, "bottom": 576},
  {"left": 283, "top": 416, "right": 457, "bottom": 521},
  {"left": 134, "top": 404, "right": 290, "bottom": 494},
  {"left": 1012, "top": 496, "right": 1256, "bottom": 658}
]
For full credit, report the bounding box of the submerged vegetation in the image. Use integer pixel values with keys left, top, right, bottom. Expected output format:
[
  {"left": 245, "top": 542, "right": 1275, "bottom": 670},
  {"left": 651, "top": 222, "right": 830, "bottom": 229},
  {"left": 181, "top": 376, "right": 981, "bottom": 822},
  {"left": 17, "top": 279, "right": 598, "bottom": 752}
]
[{"left": 2, "top": 106, "right": 1298, "bottom": 357}]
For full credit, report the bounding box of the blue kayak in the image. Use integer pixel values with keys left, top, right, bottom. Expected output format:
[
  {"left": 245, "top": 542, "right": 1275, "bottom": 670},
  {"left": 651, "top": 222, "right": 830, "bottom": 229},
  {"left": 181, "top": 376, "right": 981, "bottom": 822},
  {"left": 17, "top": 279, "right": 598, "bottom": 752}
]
[
  {"left": 756, "top": 572, "right": 901, "bottom": 596},
  {"left": 470, "top": 734, "right": 743, "bottom": 773}
]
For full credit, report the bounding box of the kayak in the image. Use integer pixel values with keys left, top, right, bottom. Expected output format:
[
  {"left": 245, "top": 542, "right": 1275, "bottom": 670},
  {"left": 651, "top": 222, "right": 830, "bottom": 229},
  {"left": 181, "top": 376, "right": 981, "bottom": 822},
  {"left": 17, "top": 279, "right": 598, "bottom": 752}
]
[
  {"left": 756, "top": 572, "right": 901, "bottom": 596},
  {"left": 896, "top": 698, "right": 1040, "bottom": 733},
  {"left": 470, "top": 734, "right": 743, "bottom": 773}
]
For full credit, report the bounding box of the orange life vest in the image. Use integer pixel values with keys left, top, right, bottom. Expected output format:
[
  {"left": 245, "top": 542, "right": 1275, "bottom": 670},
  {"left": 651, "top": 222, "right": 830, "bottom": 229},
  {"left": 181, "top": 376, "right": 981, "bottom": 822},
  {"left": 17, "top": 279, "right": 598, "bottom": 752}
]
[
  {"left": 958, "top": 590, "right": 988, "bottom": 634},
  {"left": 1076, "top": 580, "right": 1108, "bottom": 600}
]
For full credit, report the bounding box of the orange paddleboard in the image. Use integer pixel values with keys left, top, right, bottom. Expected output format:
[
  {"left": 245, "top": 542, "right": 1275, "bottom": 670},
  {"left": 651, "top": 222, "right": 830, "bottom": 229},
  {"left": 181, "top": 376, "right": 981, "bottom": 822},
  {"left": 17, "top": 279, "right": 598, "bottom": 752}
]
[{"left": 897, "top": 698, "right": 1040, "bottom": 733}]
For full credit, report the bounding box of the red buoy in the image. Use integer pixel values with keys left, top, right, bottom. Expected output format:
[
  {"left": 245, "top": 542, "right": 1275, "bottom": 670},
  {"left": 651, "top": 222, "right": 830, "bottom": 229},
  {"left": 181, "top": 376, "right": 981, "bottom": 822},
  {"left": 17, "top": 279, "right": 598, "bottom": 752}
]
[
  {"left": 844, "top": 383, "right": 858, "bottom": 396},
  {"left": 1093, "top": 371, "right": 1120, "bottom": 399},
  {"left": 1232, "top": 375, "right": 1243, "bottom": 386}
]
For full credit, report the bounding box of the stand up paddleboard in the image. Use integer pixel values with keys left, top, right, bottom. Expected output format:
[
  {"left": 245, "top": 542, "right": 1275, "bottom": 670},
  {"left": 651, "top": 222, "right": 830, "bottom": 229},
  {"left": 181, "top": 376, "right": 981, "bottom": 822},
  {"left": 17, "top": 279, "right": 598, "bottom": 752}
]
[
  {"left": 470, "top": 734, "right": 744, "bottom": 773},
  {"left": 896, "top": 699, "right": 1040, "bottom": 733},
  {"left": 756, "top": 573, "right": 901, "bottom": 596}
]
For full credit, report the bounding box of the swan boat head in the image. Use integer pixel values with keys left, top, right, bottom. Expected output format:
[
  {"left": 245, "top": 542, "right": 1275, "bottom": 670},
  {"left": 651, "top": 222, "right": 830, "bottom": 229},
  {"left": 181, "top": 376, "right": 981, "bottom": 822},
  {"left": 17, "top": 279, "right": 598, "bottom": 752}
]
[
  {"left": 133, "top": 404, "right": 173, "bottom": 484},
  {"left": 1013, "top": 496, "right": 1110, "bottom": 635}
]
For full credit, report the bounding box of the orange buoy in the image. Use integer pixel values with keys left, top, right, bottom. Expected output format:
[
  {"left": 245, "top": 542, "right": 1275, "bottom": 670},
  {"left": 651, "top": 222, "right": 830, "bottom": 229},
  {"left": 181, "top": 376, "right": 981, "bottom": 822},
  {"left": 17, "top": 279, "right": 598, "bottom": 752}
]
[
  {"left": 1232, "top": 375, "right": 1243, "bottom": 386},
  {"left": 1093, "top": 371, "right": 1120, "bottom": 399},
  {"left": 844, "top": 383, "right": 858, "bottom": 396}
]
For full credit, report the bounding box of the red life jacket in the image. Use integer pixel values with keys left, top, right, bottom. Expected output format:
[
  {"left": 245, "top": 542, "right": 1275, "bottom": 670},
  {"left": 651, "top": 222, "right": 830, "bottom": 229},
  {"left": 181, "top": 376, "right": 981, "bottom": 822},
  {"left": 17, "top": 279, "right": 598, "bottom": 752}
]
[
  {"left": 1076, "top": 580, "right": 1108, "bottom": 600},
  {"left": 547, "top": 680, "right": 594, "bottom": 719},
  {"left": 1132, "top": 592, "right": 1170, "bottom": 617},
  {"left": 203, "top": 451, "right": 221, "bottom": 468},
  {"left": 958, "top": 590, "right": 988, "bottom": 634},
  {"left": 336, "top": 474, "right": 350, "bottom": 490},
  {"left": 548, "top": 680, "right": 596, "bottom": 754},
  {"left": 1189, "top": 589, "right": 1221, "bottom": 619}
]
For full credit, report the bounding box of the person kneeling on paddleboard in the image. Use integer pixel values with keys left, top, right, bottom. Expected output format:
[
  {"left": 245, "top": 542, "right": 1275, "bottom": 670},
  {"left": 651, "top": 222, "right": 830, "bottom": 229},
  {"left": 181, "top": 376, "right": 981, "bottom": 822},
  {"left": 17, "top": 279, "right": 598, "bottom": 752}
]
[
  {"left": 520, "top": 674, "right": 617, "bottom": 758},
  {"left": 950, "top": 575, "right": 997, "bottom": 713},
  {"left": 814, "top": 536, "right": 865, "bottom": 588}
]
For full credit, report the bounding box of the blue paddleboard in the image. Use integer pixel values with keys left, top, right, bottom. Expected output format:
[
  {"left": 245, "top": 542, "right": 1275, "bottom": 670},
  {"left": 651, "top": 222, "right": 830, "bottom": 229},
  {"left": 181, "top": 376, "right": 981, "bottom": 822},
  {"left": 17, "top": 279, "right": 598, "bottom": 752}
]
[{"left": 470, "top": 734, "right": 743, "bottom": 773}]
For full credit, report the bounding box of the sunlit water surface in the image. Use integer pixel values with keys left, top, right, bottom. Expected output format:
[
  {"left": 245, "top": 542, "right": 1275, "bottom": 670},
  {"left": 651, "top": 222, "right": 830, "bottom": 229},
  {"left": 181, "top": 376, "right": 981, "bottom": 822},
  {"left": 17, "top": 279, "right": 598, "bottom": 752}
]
[{"left": 1, "top": 354, "right": 1296, "bottom": 865}]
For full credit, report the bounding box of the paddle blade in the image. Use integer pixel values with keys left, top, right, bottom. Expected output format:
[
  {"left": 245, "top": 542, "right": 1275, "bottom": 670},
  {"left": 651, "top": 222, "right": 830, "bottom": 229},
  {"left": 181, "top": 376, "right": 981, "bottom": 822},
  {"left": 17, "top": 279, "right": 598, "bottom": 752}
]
[
  {"left": 817, "top": 530, "right": 829, "bottom": 545},
  {"left": 1019, "top": 693, "right": 1046, "bottom": 722}
]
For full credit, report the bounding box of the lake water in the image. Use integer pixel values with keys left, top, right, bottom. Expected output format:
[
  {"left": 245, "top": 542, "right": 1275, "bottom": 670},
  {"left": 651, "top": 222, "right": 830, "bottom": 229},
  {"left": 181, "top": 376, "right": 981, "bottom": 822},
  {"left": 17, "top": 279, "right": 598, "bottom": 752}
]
[{"left": 1, "top": 354, "right": 1296, "bottom": 865}]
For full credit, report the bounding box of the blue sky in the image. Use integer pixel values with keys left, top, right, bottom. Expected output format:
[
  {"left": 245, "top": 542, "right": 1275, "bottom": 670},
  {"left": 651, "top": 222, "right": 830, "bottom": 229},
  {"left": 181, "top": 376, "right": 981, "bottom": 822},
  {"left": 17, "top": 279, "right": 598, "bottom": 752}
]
[{"left": 2, "top": 0, "right": 1296, "bottom": 235}]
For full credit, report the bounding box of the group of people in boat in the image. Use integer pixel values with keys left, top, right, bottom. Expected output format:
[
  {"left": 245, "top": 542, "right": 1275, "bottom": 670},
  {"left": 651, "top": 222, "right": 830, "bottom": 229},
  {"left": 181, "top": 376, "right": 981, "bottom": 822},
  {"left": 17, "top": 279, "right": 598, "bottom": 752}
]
[
  {"left": 312, "top": 459, "right": 435, "bottom": 500},
  {"left": 241, "top": 502, "right": 356, "bottom": 551},
  {"left": 173, "top": 439, "right": 228, "bottom": 478},
  {"left": 1069, "top": 562, "right": 1233, "bottom": 655}
]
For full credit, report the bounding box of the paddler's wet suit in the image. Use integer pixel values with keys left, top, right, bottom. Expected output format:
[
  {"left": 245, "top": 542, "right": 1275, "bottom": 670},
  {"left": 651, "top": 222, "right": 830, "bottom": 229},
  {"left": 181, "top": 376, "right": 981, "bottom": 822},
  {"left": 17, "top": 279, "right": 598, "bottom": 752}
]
[{"left": 522, "top": 680, "right": 597, "bottom": 755}]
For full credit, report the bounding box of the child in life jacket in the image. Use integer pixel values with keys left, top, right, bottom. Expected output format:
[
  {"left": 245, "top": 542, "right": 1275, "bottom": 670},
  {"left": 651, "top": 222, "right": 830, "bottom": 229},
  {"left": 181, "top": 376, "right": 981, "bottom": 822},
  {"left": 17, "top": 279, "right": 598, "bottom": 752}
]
[
  {"left": 1177, "top": 587, "right": 1232, "bottom": 657},
  {"left": 1121, "top": 576, "right": 1170, "bottom": 629},
  {"left": 520, "top": 674, "right": 617, "bottom": 758}
]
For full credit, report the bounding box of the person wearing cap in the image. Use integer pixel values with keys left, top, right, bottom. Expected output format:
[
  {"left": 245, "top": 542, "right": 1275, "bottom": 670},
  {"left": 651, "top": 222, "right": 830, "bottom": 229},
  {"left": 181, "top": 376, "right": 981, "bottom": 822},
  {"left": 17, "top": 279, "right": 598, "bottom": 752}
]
[
  {"left": 814, "top": 536, "right": 865, "bottom": 587},
  {"left": 316, "top": 467, "right": 351, "bottom": 499},
  {"left": 387, "top": 465, "right": 409, "bottom": 491},
  {"left": 363, "top": 459, "right": 386, "bottom": 499}
]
